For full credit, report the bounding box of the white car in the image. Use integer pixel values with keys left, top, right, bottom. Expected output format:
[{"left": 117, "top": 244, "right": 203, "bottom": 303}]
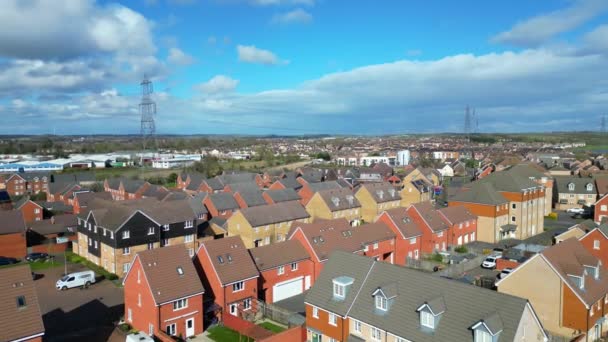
[
  {"left": 56, "top": 270, "right": 95, "bottom": 290},
  {"left": 566, "top": 208, "right": 585, "bottom": 215},
  {"left": 498, "top": 268, "right": 513, "bottom": 279},
  {"left": 481, "top": 256, "right": 499, "bottom": 269}
]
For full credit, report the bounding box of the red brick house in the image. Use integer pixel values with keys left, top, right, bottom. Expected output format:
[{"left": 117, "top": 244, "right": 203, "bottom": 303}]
[
  {"left": 376, "top": 208, "right": 423, "bottom": 266},
  {"left": 203, "top": 192, "right": 240, "bottom": 219},
  {"left": 596, "top": 194, "right": 608, "bottom": 224},
  {"left": 0, "top": 210, "right": 27, "bottom": 258},
  {"left": 437, "top": 205, "right": 478, "bottom": 247},
  {"left": 72, "top": 191, "right": 112, "bottom": 215},
  {"left": 46, "top": 182, "right": 81, "bottom": 205},
  {"left": 124, "top": 245, "right": 205, "bottom": 339},
  {"left": 194, "top": 236, "right": 259, "bottom": 320},
  {"left": 249, "top": 240, "right": 314, "bottom": 304},
  {"left": 288, "top": 219, "right": 395, "bottom": 281},
  {"left": 14, "top": 198, "right": 43, "bottom": 223},
  {"left": 579, "top": 225, "right": 608, "bottom": 267},
  {"left": 4, "top": 173, "right": 28, "bottom": 196},
  {"left": 407, "top": 202, "right": 449, "bottom": 254}
]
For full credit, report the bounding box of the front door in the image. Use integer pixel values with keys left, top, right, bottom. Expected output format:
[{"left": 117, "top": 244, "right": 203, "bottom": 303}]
[
  {"left": 185, "top": 318, "right": 195, "bottom": 337},
  {"left": 304, "top": 276, "right": 311, "bottom": 290}
]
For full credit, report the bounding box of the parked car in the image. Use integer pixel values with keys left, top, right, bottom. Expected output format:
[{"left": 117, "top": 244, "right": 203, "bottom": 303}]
[
  {"left": 0, "top": 257, "right": 19, "bottom": 266},
  {"left": 567, "top": 208, "right": 585, "bottom": 215},
  {"left": 497, "top": 268, "right": 513, "bottom": 279},
  {"left": 26, "top": 253, "right": 49, "bottom": 262},
  {"left": 56, "top": 271, "right": 96, "bottom": 290},
  {"left": 481, "top": 255, "right": 499, "bottom": 269}
]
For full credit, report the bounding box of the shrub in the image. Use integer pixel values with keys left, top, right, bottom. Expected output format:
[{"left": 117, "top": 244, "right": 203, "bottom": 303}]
[
  {"left": 545, "top": 212, "right": 558, "bottom": 221},
  {"left": 118, "top": 323, "right": 131, "bottom": 332},
  {"left": 431, "top": 253, "right": 443, "bottom": 263},
  {"left": 454, "top": 246, "right": 468, "bottom": 254}
]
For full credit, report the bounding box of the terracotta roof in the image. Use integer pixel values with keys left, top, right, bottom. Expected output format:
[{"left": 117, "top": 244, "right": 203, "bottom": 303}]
[
  {"left": 199, "top": 236, "right": 259, "bottom": 285},
  {"left": 316, "top": 188, "right": 361, "bottom": 212},
  {"left": 358, "top": 182, "right": 401, "bottom": 203},
  {"left": 595, "top": 177, "right": 608, "bottom": 196},
  {"left": 0, "top": 210, "right": 26, "bottom": 235},
  {"left": 249, "top": 240, "right": 310, "bottom": 271},
  {"left": 437, "top": 206, "right": 477, "bottom": 225},
  {"left": 135, "top": 245, "right": 204, "bottom": 304},
  {"left": 382, "top": 208, "right": 422, "bottom": 238},
  {"left": 542, "top": 238, "right": 608, "bottom": 306},
  {"left": 0, "top": 265, "right": 45, "bottom": 341},
  {"left": 289, "top": 219, "right": 395, "bottom": 261},
  {"left": 239, "top": 201, "right": 310, "bottom": 227},
  {"left": 410, "top": 202, "right": 449, "bottom": 233}
]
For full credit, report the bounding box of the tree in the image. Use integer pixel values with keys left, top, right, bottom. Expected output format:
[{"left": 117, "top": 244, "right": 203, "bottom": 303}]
[
  {"left": 167, "top": 172, "right": 178, "bottom": 184},
  {"left": 314, "top": 152, "right": 331, "bottom": 161},
  {"left": 192, "top": 157, "right": 223, "bottom": 177}
]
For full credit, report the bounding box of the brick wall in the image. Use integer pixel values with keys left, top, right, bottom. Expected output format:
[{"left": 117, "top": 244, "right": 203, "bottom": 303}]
[
  {"left": 0, "top": 232, "right": 27, "bottom": 258},
  {"left": 258, "top": 325, "right": 305, "bottom": 342}
]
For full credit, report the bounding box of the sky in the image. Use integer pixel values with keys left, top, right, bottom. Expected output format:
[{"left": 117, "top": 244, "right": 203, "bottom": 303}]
[{"left": 1, "top": 0, "right": 608, "bottom": 135}]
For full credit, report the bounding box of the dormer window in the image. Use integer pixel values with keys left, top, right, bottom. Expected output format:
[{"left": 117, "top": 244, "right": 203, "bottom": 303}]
[
  {"left": 472, "top": 313, "right": 503, "bottom": 342},
  {"left": 586, "top": 183, "right": 593, "bottom": 192},
  {"left": 474, "top": 329, "right": 492, "bottom": 342},
  {"left": 416, "top": 297, "right": 445, "bottom": 331},
  {"left": 421, "top": 311, "right": 434, "bottom": 329},
  {"left": 332, "top": 276, "right": 354, "bottom": 300},
  {"left": 375, "top": 295, "right": 388, "bottom": 311},
  {"left": 568, "top": 183, "right": 575, "bottom": 191}
]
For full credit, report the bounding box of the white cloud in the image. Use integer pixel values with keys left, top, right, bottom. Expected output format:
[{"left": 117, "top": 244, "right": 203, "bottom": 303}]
[
  {"left": 195, "top": 75, "right": 239, "bottom": 94},
  {"left": 167, "top": 47, "right": 196, "bottom": 65},
  {"left": 237, "top": 45, "right": 285, "bottom": 65},
  {"left": 271, "top": 8, "right": 312, "bottom": 25},
  {"left": 491, "top": 0, "right": 608, "bottom": 47}
]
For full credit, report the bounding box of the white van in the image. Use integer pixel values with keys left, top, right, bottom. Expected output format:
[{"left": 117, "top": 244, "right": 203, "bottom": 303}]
[{"left": 56, "top": 271, "right": 95, "bottom": 290}]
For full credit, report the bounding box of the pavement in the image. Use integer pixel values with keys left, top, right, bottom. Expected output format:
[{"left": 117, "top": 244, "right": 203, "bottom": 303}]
[{"left": 34, "top": 263, "right": 124, "bottom": 342}]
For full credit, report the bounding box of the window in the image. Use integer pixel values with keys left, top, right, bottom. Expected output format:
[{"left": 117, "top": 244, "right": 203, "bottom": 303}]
[
  {"left": 173, "top": 298, "right": 188, "bottom": 310},
  {"left": 110, "top": 231, "right": 114, "bottom": 239},
  {"left": 278, "top": 266, "right": 285, "bottom": 275},
  {"left": 163, "top": 224, "right": 170, "bottom": 231},
  {"left": 373, "top": 242, "right": 379, "bottom": 250},
  {"left": 512, "top": 203, "right": 516, "bottom": 209},
  {"left": 437, "top": 231, "right": 443, "bottom": 238},
  {"left": 188, "top": 248, "right": 194, "bottom": 257},
  {"left": 16, "top": 295, "right": 26, "bottom": 308},
  {"left": 602, "top": 205, "right": 608, "bottom": 212},
  {"left": 243, "top": 298, "right": 252, "bottom": 310},
  {"left": 291, "top": 262, "right": 298, "bottom": 271},
  {"left": 511, "top": 216, "right": 516, "bottom": 222},
  {"left": 375, "top": 296, "right": 388, "bottom": 311},
  {"left": 354, "top": 320, "right": 362, "bottom": 333},
  {"left": 166, "top": 323, "right": 176, "bottom": 336},
  {"left": 123, "top": 247, "right": 130, "bottom": 255},
  {"left": 264, "top": 236, "right": 270, "bottom": 245},
  {"left": 409, "top": 237, "right": 416, "bottom": 244},
  {"left": 371, "top": 327, "right": 381, "bottom": 341},
  {"left": 124, "top": 263, "right": 130, "bottom": 274},
  {"left": 148, "top": 243, "right": 154, "bottom": 250},
  {"left": 34, "top": 208, "right": 40, "bottom": 214},
  {"left": 122, "top": 230, "right": 130, "bottom": 239},
  {"left": 138, "top": 293, "right": 142, "bottom": 307},
  {"left": 459, "top": 223, "right": 463, "bottom": 229},
  {"left": 127, "top": 308, "right": 132, "bottom": 322},
  {"left": 475, "top": 329, "right": 492, "bottom": 342},
  {"left": 94, "top": 241, "right": 98, "bottom": 249},
  {"left": 421, "top": 311, "right": 434, "bottom": 328},
  {"left": 328, "top": 313, "right": 337, "bottom": 326},
  {"left": 333, "top": 283, "right": 345, "bottom": 298},
  {"left": 185, "top": 220, "right": 194, "bottom": 228},
  {"left": 161, "top": 239, "right": 169, "bottom": 247},
  {"left": 137, "top": 270, "right": 141, "bottom": 284},
  {"left": 312, "top": 306, "right": 319, "bottom": 318},
  {"left": 233, "top": 281, "right": 244, "bottom": 292},
  {"left": 147, "top": 227, "right": 155, "bottom": 235},
  {"left": 594, "top": 240, "right": 600, "bottom": 250},
  {"left": 185, "top": 234, "right": 194, "bottom": 243}
]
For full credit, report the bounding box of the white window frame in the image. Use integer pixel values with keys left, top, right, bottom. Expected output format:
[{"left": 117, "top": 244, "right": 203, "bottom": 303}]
[
  {"left": 291, "top": 262, "right": 298, "bottom": 271},
  {"left": 375, "top": 295, "right": 388, "bottom": 311},
  {"left": 421, "top": 311, "right": 434, "bottom": 329},
  {"left": 163, "top": 224, "right": 170, "bottom": 231},
  {"left": 185, "top": 234, "right": 194, "bottom": 243},
  {"left": 312, "top": 306, "right": 319, "bottom": 318},
  {"left": 278, "top": 265, "right": 285, "bottom": 275},
  {"left": 123, "top": 247, "right": 130, "bottom": 255},
  {"left": 354, "top": 320, "right": 362, "bottom": 334},
  {"left": 122, "top": 230, "right": 130, "bottom": 239},
  {"left": 147, "top": 227, "right": 155, "bottom": 235},
  {"left": 373, "top": 242, "right": 379, "bottom": 250},
  {"left": 173, "top": 298, "right": 188, "bottom": 311},
  {"left": 243, "top": 298, "right": 252, "bottom": 311},
  {"left": 185, "top": 220, "right": 194, "bottom": 229},
  {"left": 475, "top": 329, "right": 492, "bottom": 342},
  {"left": 371, "top": 327, "right": 382, "bottom": 341},
  {"left": 333, "top": 283, "right": 345, "bottom": 298},
  {"left": 594, "top": 240, "right": 600, "bottom": 250},
  {"left": 328, "top": 312, "right": 337, "bottom": 326},
  {"left": 166, "top": 323, "right": 177, "bottom": 336},
  {"left": 233, "top": 281, "right": 244, "bottom": 292}
]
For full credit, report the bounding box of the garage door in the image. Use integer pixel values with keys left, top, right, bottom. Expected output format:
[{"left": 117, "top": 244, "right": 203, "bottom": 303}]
[{"left": 273, "top": 278, "right": 303, "bottom": 302}]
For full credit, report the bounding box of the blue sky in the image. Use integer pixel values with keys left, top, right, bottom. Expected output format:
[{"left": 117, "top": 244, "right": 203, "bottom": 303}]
[{"left": 1, "top": 0, "right": 608, "bottom": 135}]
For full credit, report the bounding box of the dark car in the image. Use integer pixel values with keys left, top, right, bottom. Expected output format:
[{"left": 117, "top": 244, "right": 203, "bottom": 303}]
[
  {"left": 0, "top": 257, "right": 19, "bottom": 265},
  {"left": 26, "top": 253, "right": 49, "bottom": 262}
]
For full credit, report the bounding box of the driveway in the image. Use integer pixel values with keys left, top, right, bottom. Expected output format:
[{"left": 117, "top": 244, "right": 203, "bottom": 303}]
[{"left": 34, "top": 264, "right": 124, "bottom": 342}]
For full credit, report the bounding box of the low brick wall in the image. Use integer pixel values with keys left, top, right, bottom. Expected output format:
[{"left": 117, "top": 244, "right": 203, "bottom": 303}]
[
  {"left": 223, "top": 314, "right": 273, "bottom": 340},
  {"left": 258, "top": 326, "right": 305, "bottom": 342}
]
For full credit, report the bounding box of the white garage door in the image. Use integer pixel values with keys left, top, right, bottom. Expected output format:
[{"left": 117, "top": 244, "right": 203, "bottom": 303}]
[{"left": 273, "top": 277, "right": 303, "bottom": 302}]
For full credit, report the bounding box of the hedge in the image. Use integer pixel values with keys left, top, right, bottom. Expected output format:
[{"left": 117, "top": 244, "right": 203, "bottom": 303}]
[{"left": 65, "top": 252, "right": 118, "bottom": 280}]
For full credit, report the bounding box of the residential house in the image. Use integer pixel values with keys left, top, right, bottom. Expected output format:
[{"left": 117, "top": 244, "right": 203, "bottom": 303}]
[
  {"left": 354, "top": 182, "right": 401, "bottom": 223},
  {"left": 407, "top": 202, "right": 450, "bottom": 254},
  {"left": 46, "top": 182, "right": 82, "bottom": 205},
  {"left": 199, "top": 178, "right": 224, "bottom": 194},
  {"left": 298, "top": 181, "right": 342, "bottom": 205},
  {"left": 268, "top": 176, "right": 303, "bottom": 191},
  {"left": 123, "top": 245, "right": 204, "bottom": 339},
  {"left": 72, "top": 191, "right": 112, "bottom": 215},
  {"left": 554, "top": 176, "right": 597, "bottom": 210},
  {"left": 249, "top": 240, "right": 314, "bottom": 303},
  {"left": 305, "top": 188, "right": 362, "bottom": 226},
  {"left": 27, "top": 214, "right": 78, "bottom": 253},
  {"left": 376, "top": 208, "right": 423, "bottom": 266},
  {"left": 14, "top": 197, "right": 43, "bottom": 223},
  {"left": 103, "top": 178, "right": 150, "bottom": 201},
  {"left": 437, "top": 164, "right": 454, "bottom": 178},
  {"left": 450, "top": 160, "right": 467, "bottom": 177},
  {"left": 306, "top": 251, "right": 547, "bottom": 342},
  {"left": 0, "top": 265, "right": 45, "bottom": 342},
  {"left": 74, "top": 198, "right": 199, "bottom": 277},
  {"left": 497, "top": 238, "right": 608, "bottom": 340},
  {"left": 0, "top": 189, "right": 12, "bottom": 210},
  {"left": 232, "top": 189, "right": 267, "bottom": 209},
  {"left": 579, "top": 224, "right": 608, "bottom": 266},
  {"left": 596, "top": 176, "right": 608, "bottom": 198},
  {"left": 288, "top": 219, "right": 396, "bottom": 281},
  {"left": 554, "top": 220, "right": 597, "bottom": 244},
  {"left": 203, "top": 192, "right": 240, "bottom": 219},
  {"left": 450, "top": 170, "right": 546, "bottom": 243},
  {"left": 262, "top": 188, "right": 301, "bottom": 205},
  {"left": 223, "top": 181, "right": 261, "bottom": 194},
  {"left": 1, "top": 173, "right": 48, "bottom": 196},
  {"left": 400, "top": 178, "right": 432, "bottom": 207},
  {"left": 596, "top": 194, "right": 608, "bottom": 224},
  {"left": 0, "top": 210, "right": 27, "bottom": 258},
  {"left": 437, "top": 205, "right": 478, "bottom": 247},
  {"left": 194, "top": 236, "right": 259, "bottom": 320},
  {"left": 226, "top": 201, "right": 310, "bottom": 248},
  {"left": 507, "top": 164, "right": 554, "bottom": 216}
]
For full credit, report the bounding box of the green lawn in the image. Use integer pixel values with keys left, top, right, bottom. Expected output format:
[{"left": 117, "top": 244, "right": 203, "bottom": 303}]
[
  {"left": 258, "top": 321, "right": 286, "bottom": 333},
  {"left": 29, "top": 258, "right": 64, "bottom": 271},
  {"left": 207, "top": 326, "right": 254, "bottom": 342}
]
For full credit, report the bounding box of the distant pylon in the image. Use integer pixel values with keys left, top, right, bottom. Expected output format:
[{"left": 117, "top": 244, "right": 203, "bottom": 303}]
[
  {"left": 601, "top": 115, "right": 606, "bottom": 134},
  {"left": 464, "top": 106, "right": 472, "bottom": 139},
  {"left": 140, "top": 75, "right": 157, "bottom": 154}
]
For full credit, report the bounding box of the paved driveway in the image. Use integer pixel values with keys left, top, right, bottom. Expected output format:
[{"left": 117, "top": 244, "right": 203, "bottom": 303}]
[{"left": 34, "top": 264, "right": 124, "bottom": 342}]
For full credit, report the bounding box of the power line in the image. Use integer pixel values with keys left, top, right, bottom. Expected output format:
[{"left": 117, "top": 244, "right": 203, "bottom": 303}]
[{"left": 139, "top": 74, "right": 157, "bottom": 154}]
